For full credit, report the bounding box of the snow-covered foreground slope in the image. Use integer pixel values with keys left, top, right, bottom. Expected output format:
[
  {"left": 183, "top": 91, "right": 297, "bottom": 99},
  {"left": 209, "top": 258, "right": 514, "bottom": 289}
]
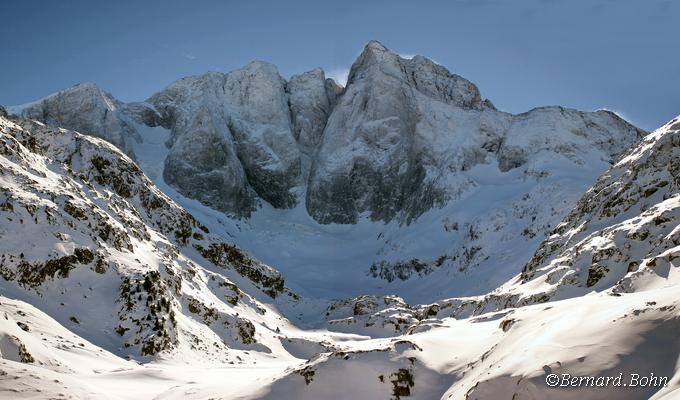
[
  {"left": 3, "top": 283, "right": 679, "bottom": 399},
  {"left": 261, "top": 288, "right": 680, "bottom": 400},
  {"left": 0, "top": 296, "right": 300, "bottom": 399},
  {"left": 0, "top": 114, "right": 353, "bottom": 367},
  {"left": 1, "top": 109, "right": 679, "bottom": 398}
]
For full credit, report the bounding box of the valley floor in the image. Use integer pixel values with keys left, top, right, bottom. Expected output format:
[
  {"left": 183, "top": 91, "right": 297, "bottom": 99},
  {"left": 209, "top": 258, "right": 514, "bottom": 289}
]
[{"left": 3, "top": 283, "right": 679, "bottom": 399}]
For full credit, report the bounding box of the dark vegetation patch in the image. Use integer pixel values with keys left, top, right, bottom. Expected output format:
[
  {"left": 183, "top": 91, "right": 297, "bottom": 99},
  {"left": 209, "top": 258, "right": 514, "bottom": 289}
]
[{"left": 194, "top": 242, "right": 284, "bottom": 298}]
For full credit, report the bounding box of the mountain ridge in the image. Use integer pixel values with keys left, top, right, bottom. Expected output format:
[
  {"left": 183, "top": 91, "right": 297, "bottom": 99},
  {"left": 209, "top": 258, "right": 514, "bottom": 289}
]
[
  {"left": 6, "top": 41, "right": 647, "bottom": 303},
  {"left": 7, "top": 40, "right": 645, "bottom": 223}
]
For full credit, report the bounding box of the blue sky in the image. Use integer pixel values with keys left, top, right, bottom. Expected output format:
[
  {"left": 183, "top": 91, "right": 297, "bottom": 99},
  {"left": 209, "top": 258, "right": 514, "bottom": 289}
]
[{"left": 1, "top": 0, "right": 678, "bottom": 130}]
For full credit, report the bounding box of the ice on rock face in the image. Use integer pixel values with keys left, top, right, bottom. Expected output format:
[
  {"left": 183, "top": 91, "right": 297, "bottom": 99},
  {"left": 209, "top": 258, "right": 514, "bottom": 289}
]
[
  {"left": 145, "top": 40, "right": 497, "bottom": 223},
  {"left": 306, "top": 41, "right": 472, "bottom": 224},
  {"left": 147, "top": 61, "right": 346, "bottom": 219},
  {"left": 120, "top": 101, "right": 164, "bottom": 127},
  {"left": 220, "top": 62, "right": 301, "bottom": 209}
]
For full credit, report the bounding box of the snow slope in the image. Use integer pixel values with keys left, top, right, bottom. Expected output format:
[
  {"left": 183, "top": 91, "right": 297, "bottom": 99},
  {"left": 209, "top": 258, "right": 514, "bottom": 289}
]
[{"left": 0, "top": 114, "right": 347, "bottom": 367}]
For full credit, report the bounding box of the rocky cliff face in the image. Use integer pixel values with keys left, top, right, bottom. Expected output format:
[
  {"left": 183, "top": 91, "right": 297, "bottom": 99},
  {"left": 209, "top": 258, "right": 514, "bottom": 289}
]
[
  {"left": 149, "top": 62, "right": 320, "bottom": 217},
  {"left": 306, "top": 41, "right": 643, "bottom": 224},
  {"left": 287, "top": 68, "right": 341, "bottom": 176}
]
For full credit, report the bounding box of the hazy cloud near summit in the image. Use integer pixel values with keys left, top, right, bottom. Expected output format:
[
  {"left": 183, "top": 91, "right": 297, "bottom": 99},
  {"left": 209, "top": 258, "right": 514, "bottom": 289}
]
[{"left": 326, "top": 68, "right": 349, "bottom": 87}]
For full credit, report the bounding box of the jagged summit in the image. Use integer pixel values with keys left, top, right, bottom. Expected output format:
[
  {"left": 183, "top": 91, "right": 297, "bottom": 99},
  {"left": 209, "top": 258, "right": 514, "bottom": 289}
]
[
  {"left": 347, "top": 40, "right": 483, "bottom": 110},
  {"left": 7, "top": 42, "right": 644, "bottom": 225},
  {"left": 365, "top": 39, "right": 390, "bottom": 52},
  {"left": 305, "top": 42, "right": 642, "bottom": 224},
  {"left": 347, "top": 40, "right": 393, "bottom": 82}
]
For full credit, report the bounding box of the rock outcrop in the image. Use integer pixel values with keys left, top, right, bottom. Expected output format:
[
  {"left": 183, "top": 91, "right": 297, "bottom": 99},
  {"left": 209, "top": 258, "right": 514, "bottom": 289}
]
[
  {"left": 149, "top": 63, "right": 308, "bottom": 216},
  {"left": 8, "top": 42, "right": 645, "bottom": 227},
  {"left": 8, "top": 83, "right": 142, "bottom": 157},
  {"left": 286, "top": 68, "right": 340, "bottom": 175}
]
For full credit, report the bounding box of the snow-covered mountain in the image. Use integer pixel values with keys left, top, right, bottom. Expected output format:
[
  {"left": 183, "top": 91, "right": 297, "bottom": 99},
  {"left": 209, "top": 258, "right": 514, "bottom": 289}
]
[
  {"left": 8, "top": 41, "right": 645, "bottom": 304},
  {"left": 3, "top": 41, "right": 679, "bottom": 399}
]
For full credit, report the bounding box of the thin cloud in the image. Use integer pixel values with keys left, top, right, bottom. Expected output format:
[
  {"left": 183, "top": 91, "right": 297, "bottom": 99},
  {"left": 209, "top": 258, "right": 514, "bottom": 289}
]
[
  {"left": 156, "top": 43, "right": 198, "bottom": 62},
  {"left": 399, "top": 52, "right": 443, "bottom": 65},
  {"left": 598, "top": 107, "right": 640, "bottom": 128}
]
